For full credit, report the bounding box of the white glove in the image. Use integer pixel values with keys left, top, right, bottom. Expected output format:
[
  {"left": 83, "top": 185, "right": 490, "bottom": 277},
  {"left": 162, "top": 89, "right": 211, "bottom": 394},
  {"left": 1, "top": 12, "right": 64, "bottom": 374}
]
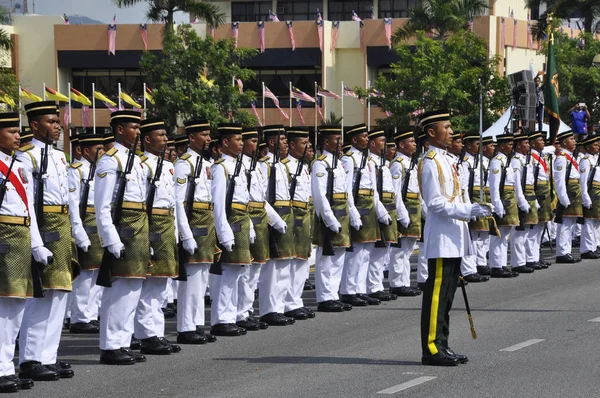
[
  {"left": 328, "top": 220, "right": 342, "bottom": 233},
  {"left": 536, "top": 200, "right": 541, "bottom": 210},
  {"left": 518, "top": 203, "right": 531, "bottom": 213},
  {"left": 398, "top": 216, "right": 410, "bottom": 228},
  {"left": 108, "top": 242, "right": 125, "bottom": 259},
  {"left": 250, "top": 227, "right": 256, "bottom": 244},
  {"left": 32, "top": 246, "right": 53, "bottom": 266},
  {"left": 78, "top": 238, "right": 91, "bottom": 253},
  {"left": 379, "top": 214, "right": 393, "bottom": 226},
  {"left": 150, "top": 247, "right": 154, "bottom": 257},
  {"left": 561, "top": 200, "right": 571, "bottom": 208},
  {"left": 274, "top": 219, "right": 287, "bottom": 234},
  {"left": 350, "top": 218, "right": 362, "bottom": 231},
  {"left": 222, "top": 240, "right": 234, "bottom": 252},
  {"left": 471, "top": 203, "right": 492, "bottom": 218},
  {"left": 182, "top": 238, "right": 198, "bottom": 256}
]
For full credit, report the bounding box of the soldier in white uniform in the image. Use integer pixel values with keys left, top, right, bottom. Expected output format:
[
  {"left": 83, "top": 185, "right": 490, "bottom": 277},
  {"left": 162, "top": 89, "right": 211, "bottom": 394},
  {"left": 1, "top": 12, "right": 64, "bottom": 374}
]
[
  {"left": 577, "top": 134, "right": 600, "bottom": 259},
  {"left": 18, "top": 101, "right": 76, "bottom": 380}
]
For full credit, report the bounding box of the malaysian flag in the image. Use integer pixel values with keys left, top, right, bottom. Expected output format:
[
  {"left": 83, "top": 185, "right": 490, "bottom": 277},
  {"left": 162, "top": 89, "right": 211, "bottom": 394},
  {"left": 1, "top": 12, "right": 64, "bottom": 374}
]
[
  {"left": 63, "top": 105, "right": 69, "bottom": 129},
  {"left": 296, "top": 100, "right": 306, "bottom": 126},
  {"left": 500, "top": 17, "right": 505, "bottom": 48},
  {"left": 231, "top": 22, "right": 239, "bottom": 47},
  {"left": 286, "top": 20, "right": 295, "bottom": 51},
  {"left": 108, "top": 15, "right": 117, "bottom": 55},
  {"left": 468, "top": 17, "right": 474, "bottom": 32},
  {"left": 370, "top": 6, "right": 376, "bottom": 19},
  {"left": 269, "top": 10, "right": 280, "bottom": 22},
  {"left": 82, "top": 106, "right": 90, "bottom": 128},
  {"left": 352, "top": 10, "right": 362, "bottom": 22},
  {"left": 291, "top": 86, "right": 315, "bottom": 103},
  {"left": 258, "top": 21, "right": 265, "bottom": 53},
  {"left": 264, "top": 85, "right": 289, "bottom": 120},
  {"left": 316, "top": 9, "right": 324, "bottom": 52},
  {"left": 370, "top": 88, "right": 384, "bottom": 98},
  {"left": 316, "top": 97, "right": 325, "bottom": 121},
  {"left": 384, "top": 18, "right": 392, "bottom": 49},
  {"left": 140, "top": 23, "right": 148, "bottom": 51},
  {"left": 62, "top": 13, "right": 69, "bottom": 25},
  {"left": 343, "top": 87, "right": 359, "bottom": 98},
  {"left": 251, "top": 100, "right": 263, "bottom": 126},
  {"left": 235, "top": 78, "right": 244, "bottom": 94},
  {"left": 330, "top": 21, "right": 340, "bottom": 52},
  {"left": 318, "top": 87, "right": 340, "bottom": 99},
  {"left": 360, "top": 21, "right": 365, "bottom": 53},
  {"left": 527, "top": 20, "right": 533, "bottom": 50}
]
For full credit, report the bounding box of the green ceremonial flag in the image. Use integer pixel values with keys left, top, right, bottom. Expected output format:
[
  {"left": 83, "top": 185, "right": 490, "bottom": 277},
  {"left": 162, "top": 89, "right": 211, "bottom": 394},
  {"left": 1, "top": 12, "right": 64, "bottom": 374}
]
[{"left": 543, "top": 30, "right": 560, "bottom": 144}]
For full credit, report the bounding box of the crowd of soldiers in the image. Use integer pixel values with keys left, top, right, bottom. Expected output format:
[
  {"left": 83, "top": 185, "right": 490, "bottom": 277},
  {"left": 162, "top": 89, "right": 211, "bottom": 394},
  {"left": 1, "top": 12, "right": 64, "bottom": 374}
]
[{"left": 0, "top": 102, "right": 595, "bottom": 391}]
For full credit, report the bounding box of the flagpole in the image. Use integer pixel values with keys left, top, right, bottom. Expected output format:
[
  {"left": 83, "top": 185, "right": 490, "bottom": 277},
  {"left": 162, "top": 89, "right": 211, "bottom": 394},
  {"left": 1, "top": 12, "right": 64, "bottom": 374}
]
[
  {"left": 341, "top": 80, "right": 344, "bottom": 143},
  {"left": 479, "top": 79, "right": 484, "bottom": 203},
  {"left": 143, "top": 82, "right": 147, "bottom": 118},
  {"left": 92, "top": 83, "right": 96, "bottom": 135},
  {"left": 262, "top": 82, "right": 266, "bottom": 125},
  {"left": 18, "top": 85, "right": 21, "bottom": 129},
  {"left": 68, "top": 82, "right": 72, "bottom": 125},
  {"left": 43, "top": 83, "right": 46, "bottom": 101},
  {"left": 118, "top": 82, "right": 122, "bottom": 110},
  {"left": 314, "top": 81, "right": 318, "bottom": 132},
  {"left": 289, "top": 81, "right": 293, "bottom": 127},
  {"left": 367, "top": 80, "right": 371, "bottom": 130}
]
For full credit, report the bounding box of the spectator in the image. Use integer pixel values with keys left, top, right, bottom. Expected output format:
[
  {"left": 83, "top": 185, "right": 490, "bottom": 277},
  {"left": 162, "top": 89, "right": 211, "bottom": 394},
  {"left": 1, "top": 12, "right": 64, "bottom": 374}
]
[
  {"left": 569, "top": 102, "right": 590, "bottom": 141},
  {"left": 534, "top": 75, "right": 544, "bottom": 131}
]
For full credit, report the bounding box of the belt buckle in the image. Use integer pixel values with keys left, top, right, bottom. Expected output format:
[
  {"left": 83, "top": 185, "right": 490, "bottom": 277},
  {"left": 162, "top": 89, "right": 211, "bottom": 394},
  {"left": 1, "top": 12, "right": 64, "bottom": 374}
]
[
  {"left": 25, "top": 217, "right": 30, "bottom": 227},
  {"left": 62, "top": 205, "right": 68, "bottom": 214}
]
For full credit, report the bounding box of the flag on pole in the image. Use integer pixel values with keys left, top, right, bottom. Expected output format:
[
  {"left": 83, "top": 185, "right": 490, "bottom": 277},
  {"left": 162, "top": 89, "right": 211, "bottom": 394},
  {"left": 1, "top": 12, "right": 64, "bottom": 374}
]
[
  {"left": 318, "top": 87, "right": 340, "bottom": 99},
  {"left": 359, "top": 21, "right": 365, "bottom": 53},
  {"left": 286, "top": 21, "right": 295, "bottom": 51},
  {"left": 351, "top": 10, "right": 362, "bottom": 22},
  {"left": 61, "top": 13, "right": 69, "bottom": 25},
  {"left": 330, "top": 21, "right": 340, "bottom": 52},
  {"left": 199, "top": 73, "right": 215, "bottom": 87},
  {"left": 258, "top": 21, "right": 265, "bottom": 53},
  {"left": 231, "top": 22, "right": 239, "bottom": 47},
  {"left": 120, "top": 91, "right": 142, "bottom": 108},
  {"left": 370, "top": 6, "right": 376, "bottom": 19},
  {"left": 527, "top": 14, "right": 533, "bottom": 50},
  {"left": 20, "top": 87, "right": 42, "bottom": 102},
  {"left": 543, "top": 29, "right": 560, "bottom": 144},
  {"left": 108, "top": 15, "right": 117, "bottom": 55},
  {"left": 263, "top": 85, "right": 289, "bottom": 120},
  {"left": 145, "top": 86, "right": 155, "bottom": 104},
  {"left": 316, "top": 9, "right": 324, "bottom": 52},
  {"left": 316, "top": 97, "right": 325, "bottom": 121},
  {"left": 63, "top": 105, "right": 69, "bottom": 129},
  {"left": 82, "top": 106, "right": 90, "bottom": 127},
  {"left": 291, "top": 86, "right": 316, "bottom": 102},
  {"left": 343, "top": 87, "right": 359, "bottom": 98},
  {"left": 140, "top": 23, "right": 148, "bottom": 51},
  {"left": 45, "top": 86, "right": 69, "bottom": 102},
  {"left": 296, "top": 100, "right": 306, "bottom": 126},
  {"left": 500, "top": 17, "right": 505, "bottom": 49},
  {"left": 0, "top": 90, "right": 15, "bottom": 107},
  {"left": 94, "top": 91, "right": 117, "bottom": 107},
  {"left": 209, "top": 25, "right": 215, "bottom": 38},
  {"left": 369, "top": 88, "right": 384, "bottom": 98},
  {"left": 235, "top": 78, "right": 244, "bottom": 94},
  {"left": 70, "top": 87, "right": 92, "bottom": 106},
  {"left": 269, "top": 10, "right": 280, "bottom": 22},
  {"left": 251, "top": 100, "right": 263, "bottom": 126},
  {"left": 193, "top": 16, "right": 200, "bottom": 24},
  {"left": 384, "top": 18, "right": 392, "bottom": 49},
  {"left": 512, "top": 18, "right": 517, "bottom": 50}
]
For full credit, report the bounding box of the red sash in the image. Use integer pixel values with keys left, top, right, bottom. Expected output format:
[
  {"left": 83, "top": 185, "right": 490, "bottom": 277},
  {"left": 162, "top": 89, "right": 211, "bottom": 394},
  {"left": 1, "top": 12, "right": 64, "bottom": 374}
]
[
  {"left": 563, "top": 153, "right": 579, "bottom": 171},
  {"left": 531, "top": 152, "right": 548, "bottom": 174},
  {"left": 0, "top": 159, "right": 28, "bottom": 210}
]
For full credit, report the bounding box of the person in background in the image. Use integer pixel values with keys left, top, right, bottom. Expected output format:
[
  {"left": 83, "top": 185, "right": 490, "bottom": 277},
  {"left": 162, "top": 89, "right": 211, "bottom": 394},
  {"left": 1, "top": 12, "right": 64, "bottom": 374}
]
[{"left": 569, "top": 103, "right": 590, "bottom": 142}]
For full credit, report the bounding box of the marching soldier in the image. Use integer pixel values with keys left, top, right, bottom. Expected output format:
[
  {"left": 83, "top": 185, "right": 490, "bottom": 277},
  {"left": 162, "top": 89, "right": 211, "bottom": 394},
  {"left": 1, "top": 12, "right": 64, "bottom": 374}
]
[
  {"left": 18, "top": 101, "right": 77, "bottom": 379},
  {"left": 416, "top": 132, "right": 429, "bottom": 288},
  {"left": 94, "top": 110, "right": 149, "bottom": 365},
  {"left": 554, "top": 130, "right": 583, "bottom": 263},
  {"left": 68, "top": 133, "right": 104, "bottom": 334},
  {"left": 69, "top": 133, "right": 82, "bottom": 163},
  {"left": 478, "top": 136, "right": 496, "bottom": 275},
  {"left": 135, "top": 118, "right": 180, "bottom": 354},
  {"left": 19, "top": 127, "right": 33, "bottom": 149},
  {"left": 418, "top": 110, "right": 491, "bottom": 366},
  {"left": 103, "top": 132, "right": 115, "bottom": 151},
  {"left": 578, "top": 134, "right": 600, "bottom": 258},
  {"left": 174, "top": 119, "right": 217, "bottom": 342},
  {"left": 173, "top": 134, "right": 188, "bottom": 159}
]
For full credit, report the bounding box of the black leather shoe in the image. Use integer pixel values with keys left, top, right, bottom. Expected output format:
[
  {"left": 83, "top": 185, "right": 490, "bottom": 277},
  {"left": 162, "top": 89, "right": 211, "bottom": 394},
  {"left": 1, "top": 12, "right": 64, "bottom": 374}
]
[
  {"left": 211, "top": 323, "right": 246, "bottom": 336},
  {"left": 260, "top": 313, "right": 293, "bottom": 326},
  {"left": 5, "top": 374, "right": 32, "bottom": 390},
  {"left": 44, "top": 363, "right": 74, "bottom": 378},
  {"left": 248, "top": 317, "right": 269, "bottom": 329},
  {"left": 100, "top": 350, "right": 136, "bottom": 365},
  {"left": 356, "top": 293, "right": 381, "bottom": 305},
  {"left": 69, "top": 321, "right": 100, "bottom": 334},
  {"left": 526, "top": 262, "right": 543, "bottom": 270},
  {"left": 443, "top": 348, "right": 468, "bottom": 364},
  {"left": 421, "top": 353, "right": 460, "bottom": 366},
  {"left": 19, "top": 362, "right": 59, "bottom": 381},
  {"left": 130, "top": 336, "right": 141, "bottom": 350},
  {"left": 317, "top": 300, "right": 344, "bottom": 312},
  {"left": 476, "top": 265, "right": 491, "bottom": 275},
  {"left": 301, "top": 307, "right": 316, "bottom": 318},
  {"left": 389, "top": 286, "right": 421, "bottom": 296},
  {"left": 177, "top": 331, "right": 207, "bottom": 344},
  {"left": 512, "top": 266, "right": 535, "bottom": 274},
  {"left": 334, "top": 300, "right": 352, "bottom": 311},
  {"left": 581, "top": 251, "right": 600, "bottom": 259},
  {"left": 0, "top": 376, "right": 18, "bottom": 393},
  {"left": 158, "top": 337, "right": 181, "bottom": 353},
  {"left": 55, "top": 361, "right": 71, "bottom": 369},
  {"left": 368, "top": 290, "right": 393, "bottom": 301},
  {"left": 236, "top": 319, "right": 261, "bottom": 330},
  {"left": 120, "top": 348, "right": 146, "bottom": 362},
  {"left": 196, "top": 327, "right": 218, "bottom": 342},
  {"left": 284, "top": 308, "right": 309, "bottom": 320},
  {"left": 490, "top": 268, "right": 517, "bottom": 278},
  {"left": 462, "top": 273, "right": 489, "bottom": 283},
  {"left": 340, "top": 294, "right": 368, "bottom": 307},
  {"left": 556, "top": 254, "right": 581, "bottom": 263},
  {"left": 303, "top": 280, "right": 315, "bottom": 290},
  {"left": 140, "top": 336, "right": 172, "bottom": 355},
  {"left": 417, "top": 282, "right": 426, "bottom": 290}
]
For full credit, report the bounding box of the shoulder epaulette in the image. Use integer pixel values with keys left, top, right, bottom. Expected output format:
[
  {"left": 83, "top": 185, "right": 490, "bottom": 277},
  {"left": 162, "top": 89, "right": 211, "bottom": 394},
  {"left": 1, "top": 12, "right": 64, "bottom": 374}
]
[
  {"left": 344, "top": 150, "right": 354, "bottom": 157},
  {"left": 281, "top": 158, "right": 290, "bottom": 165},
  {"left": 558, "top": 153, "right": 565, "bottom": 157},
  {"left": 17, "top": 143, "right": 34, "bottom": 152},
  {"left": 317, "top": 154, "right": 327, "bottom": 161},
  {"left": 69, "top": 161, "right": 83, "bottom": 169},
  {"left": 395, "top": 157, "right": 404, "bottom": 163},
  {"left": 214, "top": 158, "right": 225, "bottom": 165},
  {"left": 180, "top": 153, "right": 191, "bottom": 161},
  {"left": 584, "top": 155, "right": 590, "bottom": 160},
  {"left": 259, "top": 156, "right": 270, "bottom": 162},
  {"left": 140, "top": 155, "right": 148, "bottom": 163},
  {"left": 425, "top": 150, "right": 436, "bottom": 159},
  {"left": 104, "top": 148, "right": 118, "bottom": 157}
]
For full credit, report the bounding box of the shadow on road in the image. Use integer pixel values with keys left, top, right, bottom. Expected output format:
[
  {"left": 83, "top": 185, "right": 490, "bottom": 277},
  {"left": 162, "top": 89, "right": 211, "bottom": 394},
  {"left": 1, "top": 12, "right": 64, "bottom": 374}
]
[{"left": 215, "top": 356, "right": 421, "bottom": 366}]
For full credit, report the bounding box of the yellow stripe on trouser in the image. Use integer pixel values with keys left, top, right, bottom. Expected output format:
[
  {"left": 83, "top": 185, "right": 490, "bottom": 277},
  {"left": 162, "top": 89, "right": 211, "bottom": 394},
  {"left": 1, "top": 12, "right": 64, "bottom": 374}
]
[{"left": 428, "top": 258, "right": 443, "bottom": 355}]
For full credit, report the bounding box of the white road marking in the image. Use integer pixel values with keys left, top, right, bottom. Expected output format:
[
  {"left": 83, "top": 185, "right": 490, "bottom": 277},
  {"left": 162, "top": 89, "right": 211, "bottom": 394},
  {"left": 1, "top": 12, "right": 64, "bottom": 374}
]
[
  {"left": 588, "top": 316, "right": 600, "bottom": 322},
  {"left": 500, "top": 339, "right": 545, "bottom": 352},
  {"left": 377, "top": 376, "right": 437, "bottom": 394}
]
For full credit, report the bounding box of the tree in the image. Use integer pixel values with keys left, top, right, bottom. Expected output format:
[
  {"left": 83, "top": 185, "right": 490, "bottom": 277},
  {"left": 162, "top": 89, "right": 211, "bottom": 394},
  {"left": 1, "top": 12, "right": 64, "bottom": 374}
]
[
  {"left": 369, "top": 30, "right": 509, "bottom": 131},
  {"left": 526, "top": 0, "right": 600, "bottom": 35},
  {"left": 392, "top": 0, "right": 488, "bottom": 43},
  {"left": 140, "top": 25, "right": 258, "bottom": 131},
  {"left": 113, "top": 0, "right": 224, "bottom": 37}
]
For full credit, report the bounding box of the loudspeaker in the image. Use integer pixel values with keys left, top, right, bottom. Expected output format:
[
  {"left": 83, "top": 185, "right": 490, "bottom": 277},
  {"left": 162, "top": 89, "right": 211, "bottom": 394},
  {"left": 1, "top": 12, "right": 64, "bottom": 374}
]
[{"left": 508, "top": 70, "right": 537, "bottom": 124}]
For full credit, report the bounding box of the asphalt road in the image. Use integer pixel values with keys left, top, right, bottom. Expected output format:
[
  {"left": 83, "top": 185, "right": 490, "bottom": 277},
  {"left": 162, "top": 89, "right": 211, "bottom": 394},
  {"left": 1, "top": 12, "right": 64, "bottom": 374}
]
[{"left": 18, "top": 245, "right": 600, "bottom": 397}]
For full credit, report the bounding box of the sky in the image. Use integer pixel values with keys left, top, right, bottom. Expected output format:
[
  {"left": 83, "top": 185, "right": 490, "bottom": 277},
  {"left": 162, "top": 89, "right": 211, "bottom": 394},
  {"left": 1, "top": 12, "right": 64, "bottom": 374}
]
[{"left": 15, "top": 0, "right": 190, "bottom": 24}]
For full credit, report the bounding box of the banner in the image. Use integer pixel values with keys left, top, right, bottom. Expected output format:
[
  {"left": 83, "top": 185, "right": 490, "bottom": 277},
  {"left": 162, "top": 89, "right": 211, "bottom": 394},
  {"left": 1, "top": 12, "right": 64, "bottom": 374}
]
[
  {"left": 330, "top": 21, "right": 340, "bottom": 52},
  {"left": 140, "top": 23, "right": 148, "bottom": 51},
  {"left": 316, "top": 9, "right": 323, "bottom": 52},
  {"left": 258, "top": 21, "right": 265, "bottom": 53},
  {"left": 231, "top": 22, "right": 239, "bottom": 47},
  {"left": 360, "top": 21, "right": 365, "bottom": 53},
  {"left": 384, "top": 18, "right": 392, "bottom": 49},
  {"left": 500, "top": 17, "right": 505, "bottom": 49},
  {"left": 108, "top": 15, "right": 117, "bottom": 55}
]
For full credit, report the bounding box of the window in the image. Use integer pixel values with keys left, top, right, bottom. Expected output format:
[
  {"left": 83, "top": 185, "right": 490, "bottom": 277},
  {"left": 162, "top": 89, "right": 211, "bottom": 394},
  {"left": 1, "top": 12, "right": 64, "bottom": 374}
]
[
  {"left": 378, "top": 0, "right": 419, "bottom": 18},
  {"left": 71, "top": 69, "right": 143, "bottom": 108},
  {"left": 231, "top": 1, "right": 271, "bottom": 22},
  {"left": 246, "top": 68, "right": 322, "bottom": 107},
  {"left": 328, "top": 0, "right": 373, "bottom": 21},
  {"left": 278, "top": 1, "right": 323, "bottom": 21}
]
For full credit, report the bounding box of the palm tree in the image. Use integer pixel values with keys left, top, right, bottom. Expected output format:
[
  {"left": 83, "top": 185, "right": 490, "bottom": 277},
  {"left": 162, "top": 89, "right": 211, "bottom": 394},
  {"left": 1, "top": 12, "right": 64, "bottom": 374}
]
[
  {"left": 0, "top": 29, "right": 12, "bottom": 51},
  {"left": 392, "top": 0, "right": 488, "bottom": 44},
  {"left": 113, "top": 0, "right": 225, "bottom": 36},
  {"left": 324, "top": 112, "right": 343, "bottom": 125},
  {"left": 526, "top": 0, "right": 600, "bottom": 39}
]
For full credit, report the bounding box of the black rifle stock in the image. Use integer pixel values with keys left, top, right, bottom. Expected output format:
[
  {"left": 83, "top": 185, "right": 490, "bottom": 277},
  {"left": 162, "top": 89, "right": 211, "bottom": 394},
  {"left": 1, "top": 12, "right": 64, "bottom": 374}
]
[
  {"left": 516, "top": 151, "right": 531, "bottom": 231},
  {"left": 31, "top": 134, "right": 51, "bottom": 298},
  {"left": 322, "top": 140, "right": 340, "bottom": 256},
  {"left": 97, "top": 135, "right": 139, "bottom": 287},
  {"left": 289, "top": 145, "right": 307, "bottom": 200},
  {"left": 267, "top": 133, "right": 281, "bottom": 258},
  {"left": 374, "top": 150, "right": 388, "bottom": 248}
]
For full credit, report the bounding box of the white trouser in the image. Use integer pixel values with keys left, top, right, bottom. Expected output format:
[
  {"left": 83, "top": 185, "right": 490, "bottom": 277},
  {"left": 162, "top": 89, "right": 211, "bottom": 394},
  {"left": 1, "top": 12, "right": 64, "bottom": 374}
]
[
  {"left": 573, "top": 223, "right": 581, "bottom": 238},
  {"left": 527, "top": 223, "right": 544, "bottom": 262},
  {"left": 340, "top": 243, "right": 369, "bottom": 295},
  {"left": 417, "top": 242, "right": 428, "bottom": 283},
  {"left": 389, "top": 238, "right": 417, "bottom": 288},
  {"left": 383, "top": 246, "right": 391, "bottom": 271},
  {"left": 315, "top": 247, "right": 345, "bottom": 302},
  {"left": 0, "top": 298, "right": 25, "bottom": 375},
  {"left": 284, "top": 258, "right": 309, "bottom": 312},
  {"left": 258, "top": 259, "right": 291, "bottom": 316},
  {"left": 489, "top": 226, "right": 511, "bottom": 269},
  {"left": 210, "top": 264, "right": 244, "bottom": 325},
  {"left": 177, "top": 263, "right": 209, "bottom": 333},
  {"left": 19, "top": 290, "right": 68, "bottom": 365},
  {"left": 98, "top": 278, "right": 143, "bottom": 351},
  {"left": 70, "top": 269, "right": 102, "bottom": 323},
  {"left": 237, "top": 263, "right": 261, "bottom": 321},
  {"left": 547, "top": 221, "right": 557, "bottom": 240},
  {"left": 510, "top": 226, "right": 528, "bottom": 267},
  {"left": 473, "top": 231, "right": 489, "bottom": 266},
  {"left": 556, "top": 218, "right": 576, "bottom": 256},
  {"left": 166, "top": 278, "right": 177, "bottom": 303},
  {"left": 134, "top": 277, "right": 169, "bottom": 339},
  {"left": 367, "top": 245, "right": 388, "bottom": 293},
  {"left": 581, "top": 218, "right": 600, "bottom": 253}
]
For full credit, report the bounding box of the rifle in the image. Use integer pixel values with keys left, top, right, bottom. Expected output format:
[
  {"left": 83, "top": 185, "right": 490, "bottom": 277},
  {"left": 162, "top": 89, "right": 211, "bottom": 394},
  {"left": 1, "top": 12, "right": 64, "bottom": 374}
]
[
  {"left": 467, "top": 153, "right": 479, "bottom": 201},
  {"left": 246, "top": 149, "right": 258, "bottom": 191},
  {"left": 322, "top": 139, "right": 340, "bottom": 256},
  {"left": 289, "top": 144, "right": 308, "bottom": 200},
  {"left": 587, "top": 153, "right": 600, "bottom": 193},
  {"left": 146, "top": 142, "right": 168, "bottom": 216},
  {"left": 555, "top": 148, "right": 578, "bottom": 224},
  {"left": 97, "top": 134, "right": 139, "bottom": 287},
  {"left": 267, "top": 133, "right": 281, "bottom": 258},
  {"left": 492, "top": 151, "right": 513, "bottom": 224},
  {"left": 393, "top": 155, "right": 417, "bottom": 248},
  {"left": 0, "top": 154, "right": 16, "bottom": 207},
  {"left": 516, "top": 150, "right": 531, "bottom": 231},
  {"left": 79, "top": 149, "right": 100, "bottom": 221},
  {"left": 347, "top": 148, "right": 368, "bottom": 253},
  {"left": 374, "top": 149, "right": 388, "bottom": 248},
  {"left": 31, "top": 133, "right": 51, "bottom": 298},
  {"left": 175, "top": 143, "right": 205, "bottom": 282}
]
